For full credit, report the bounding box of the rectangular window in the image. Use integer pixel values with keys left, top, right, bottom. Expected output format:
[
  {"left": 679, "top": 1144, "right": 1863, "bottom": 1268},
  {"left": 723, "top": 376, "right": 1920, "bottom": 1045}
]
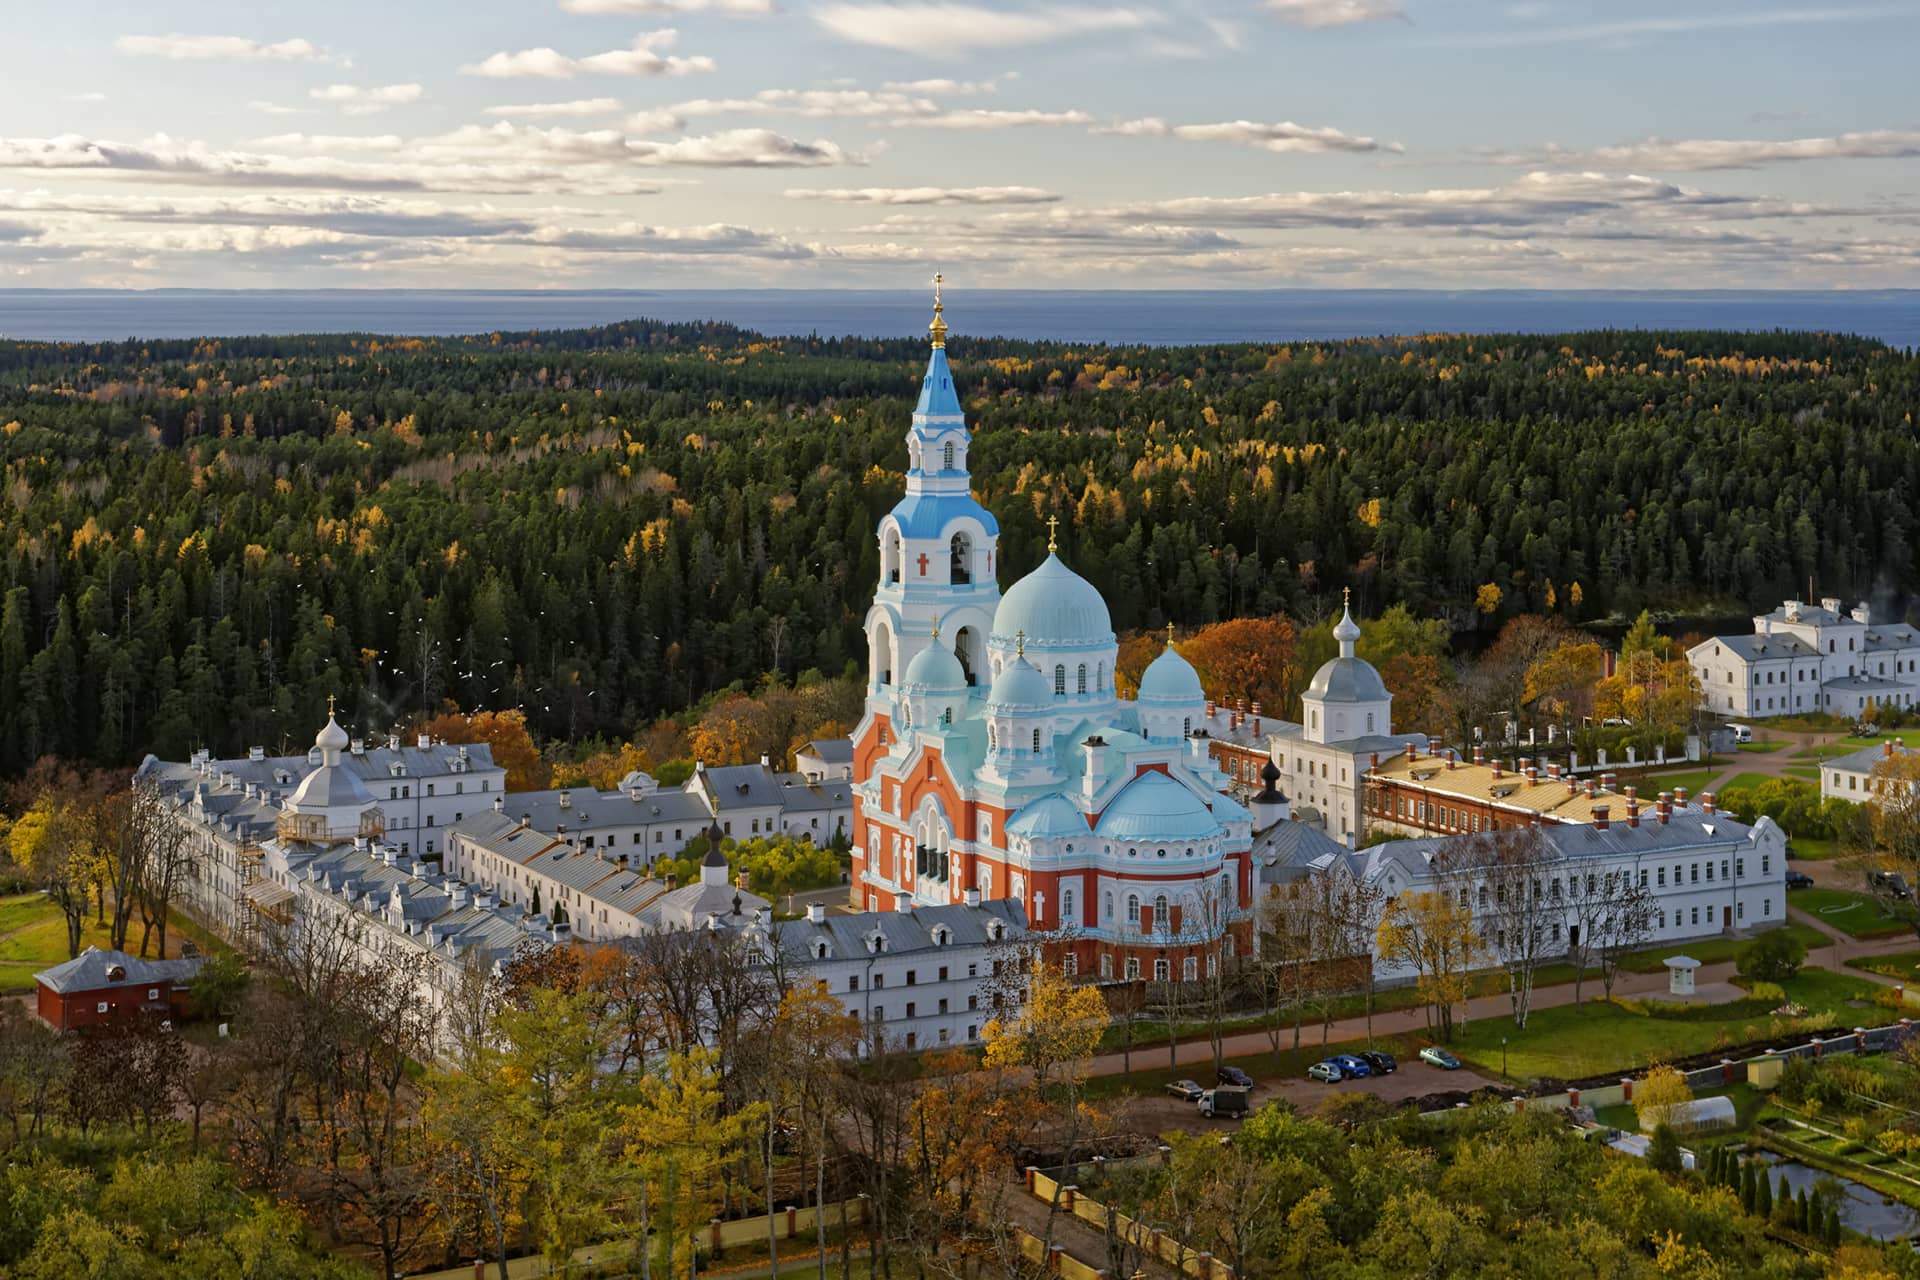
[
  {"left": 1721, "top": 860, "right": 1729, "bottom": 880},
  {"left": 848, "top": 976, "right": 859, "bottom": 992},
  {"left": 938, "top": 998, "right": 949, "bottom": 1014},
  {"left": 905, "top": 1002, "right": 916, "bottom": 1018},
  {"left": 1658, "top": 867, "right": 1666, "bottom": 887},
  {"left": 1705, "top": 861, "right": 1714, "bottom": 882},
  {"left": 1735, "top": 857, "right": 1745, "bottom": 877},
  {"left": 1690, "top": 863, "right": 1699, "bottom": 884},
  {"left": 1737, "top": 901, "right": 1745, "bottom": 920},
  {"left": 938, "top": 966, "right": 948, "bottom": 982},
  {"left": 906, "top": 970, "right": 916, "bottom": 986},
  {"left": 1765, "top": 898, "right": 1773, "bottom": 916},
  {"left": 1762, "top": 855, "right": 1770, "bottom": 874},
  {"left": 1690, "top": 907, "right": 1699, "bottom": 925},
  {"left": 873, "top": 974, "right": 884, "bottom": 988}
]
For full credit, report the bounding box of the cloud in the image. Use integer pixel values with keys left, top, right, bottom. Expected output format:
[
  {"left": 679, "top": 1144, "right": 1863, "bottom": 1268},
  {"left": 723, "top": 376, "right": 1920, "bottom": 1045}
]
[
  {"left": 910, "top": 108, "right": 1091, "bottom": 129},
  {"left": 1431, "top": 4, "right": 1906, "bottom": 49},
  {"left": 671, "top": 88, "right": 937, "bottom": 121},
  {"left": 462, "top": 30, "right": 714, "bottom": 78},
  {"left": 1264, "top": 0, "right": 1405, "bottom": 27},
  {"left": 785, "top": 185, "right": 1060, "bottom": 204},
  {"left": 486, "top": 98, "right": 626, "bottom": 118},
  {"left": 561, "top": 0, "right": 772, "bottom": 11},
  {"left": 812, "top": 4, "right": 1156, "bottom": 52},
  {"left": 251, "top": 133, "right": 409, "bottom": 152},
  {"left": 882, "top": 77, "right": 1005, "bottom": 94},
  {"left": 1100, "top": 117, "right": 1392, "bottom": 153},
  {"left": 845, "top": 208, "right": 1241, "bottom": 253},
  {"left": 64, "top": 92, "right": 109, "bottom": 104},
  {"left": 525, "top": 221, "right": 811, "bottom": 256},
  {"left": 1490, "top": 129, "right": 1920, "bottom": 171},
  {"left": 310, "top": 84, "right": 425, "bottom": 115},
  {"left": 0, "top": 124, "right": 851, "bottom": 196},
  {"left": 115, "top": 34, "right": 327, "bottom": 61},
  {"left": 0, "top": 191, "right": 540, "bottom": 240}
]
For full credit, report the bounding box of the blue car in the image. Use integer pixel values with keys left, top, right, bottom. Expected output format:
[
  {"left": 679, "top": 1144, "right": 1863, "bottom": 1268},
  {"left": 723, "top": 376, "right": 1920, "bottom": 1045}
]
[{"left": 1329, "top": 1054, "right": 1372, "bottom": 1079}]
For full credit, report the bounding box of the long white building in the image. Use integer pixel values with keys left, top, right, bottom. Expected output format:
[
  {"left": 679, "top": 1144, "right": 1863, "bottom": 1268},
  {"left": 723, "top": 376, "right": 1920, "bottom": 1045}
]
[
  {"left": 1690, "top": 597, "right": 1920, "bottom": 720},
  {"left": 1270, "top": 798, "right": 1790, "bottom": 981}
]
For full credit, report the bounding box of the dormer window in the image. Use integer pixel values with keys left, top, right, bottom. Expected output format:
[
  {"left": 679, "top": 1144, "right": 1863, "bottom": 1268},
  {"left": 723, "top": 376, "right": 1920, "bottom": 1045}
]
[
  {"left": 931, "top": 926, "right": 950, "bottom": 946},
  {"left": 814, "top": 941, "right": 830, "bottom": 960}
]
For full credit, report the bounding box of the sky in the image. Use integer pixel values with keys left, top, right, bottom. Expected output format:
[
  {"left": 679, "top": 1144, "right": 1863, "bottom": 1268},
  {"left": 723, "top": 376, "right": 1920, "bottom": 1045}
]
[{"left": 4, "top": 0, "right": 1920, "bottom": 290}]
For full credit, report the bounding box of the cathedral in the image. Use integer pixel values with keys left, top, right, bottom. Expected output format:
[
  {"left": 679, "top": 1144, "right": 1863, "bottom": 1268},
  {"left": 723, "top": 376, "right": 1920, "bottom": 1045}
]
[{"left": 849, "top": 285, "right": 1276, "bottom": 979}]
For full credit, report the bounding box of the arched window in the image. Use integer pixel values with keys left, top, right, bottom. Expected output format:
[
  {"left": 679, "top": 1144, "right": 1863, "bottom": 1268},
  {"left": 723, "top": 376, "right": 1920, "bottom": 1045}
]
[
  {"left": 943, "top": 440, "right": 955, "bottom": 469},
  {"left": 950, "top": 531, "right": 971, "bottom": 585},
  {"left": 1054, "top": 665, "right": 1066, "bottom": 696},
  {"left": 1182, "top": 955, "right": 1197, "bottom": 982},
  {"left": 942, "top": 706, "right": 952, "bottom": 726},
  {"left": 988, "top": 722, "right": 998, "bottom": 750},
  {"left": 1126, "top": 894, "right": 1140, "bottom": 923},
  {"left": 1103, "top": 891, "right": 1114, "bottom": 921},
  {"left": 1032, "top": 728, "right": 1041, "bottom": 752},
  {"left": 1183, "top": 717, "right": 1192, "bottom": 737},
  {"left": 1077, "top": 663, "right": 1087, "bottom": 694},
  {"left": 1154, "top": 893, "right": 1169, "bottom": 928},
  {"left": 1154, "top": 958, "right": 1170, "bottom": 982},
  {"left": 1125, "top": 957, "right": 1140, "bottom": 981},
  {"left": 1097, "top": 661, "right": 1106, "bottom": 692},
  {"left": 1062, "top": 886, "right": 1075, "bottom": 920}
]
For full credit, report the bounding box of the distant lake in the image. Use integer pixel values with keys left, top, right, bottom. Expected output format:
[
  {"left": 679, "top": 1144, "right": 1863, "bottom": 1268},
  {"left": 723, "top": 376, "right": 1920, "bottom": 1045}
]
[{"left": 1, "top": 288, "right": 1916, "bottom": 349}]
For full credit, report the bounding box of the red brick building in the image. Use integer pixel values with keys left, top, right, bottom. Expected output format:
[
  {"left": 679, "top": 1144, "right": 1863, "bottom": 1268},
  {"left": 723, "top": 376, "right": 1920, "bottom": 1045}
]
[{"left": 34, "top": 947, "right": 203, "bottom": 1031}]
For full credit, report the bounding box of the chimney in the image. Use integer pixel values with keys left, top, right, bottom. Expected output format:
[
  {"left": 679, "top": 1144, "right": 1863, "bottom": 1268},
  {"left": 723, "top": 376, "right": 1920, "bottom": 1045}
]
[
  {"left": 1237, "top": 697, "right": 1246, "bottom": 717},
  {"left": 350, "top": 737, "right": 365, "bottom": 755},
  {"left": 760, "top": 753, "right": 770, "bottom": 768},
  {"left": 1407, "top": 743, "right": 1418, "bottom": 763},
  {"left": 1702, "top": 791, "right": 1716, "bottom": 815},
  {"left": 1548, "top": 762, "right": 1561, "bottom": 781},
  {"left": 559, "top": 791, "right": 571, "bottom": 809},
  {"left": 1473, "top": 745, "right": 1485, "bottom": 766},
  {"left": 387, "top": 733, "right": 400, "bottom": 751},
  {"left": 1626, "top": 802, "right": 1641, "bottom": 828},
  {"left": 1568, "top": 777, "right": 1578, "bottom": 796},
  {"left": 895, "top": 892, "right": 913, "bottom": 914},
  {"left": 492, "top": 796, "right": 503, "bottom": 812},
  {"left": 248, "top": 745, "right": 265, "bottom": 762},
  {"left": 1887, "top": 741, "right": 1897, "bottom": 759},
  {"left": 448, "top": 885, "right": 469, "bottom": 911},
  {"left": 1604, "top": 650, "right": 1617, "bottom": 678},
  {"left": 1675, "top": 787, "right": 1690, "bottom": 809},
  {"left": 1204, "top": 699, "right": 1215, "bottom": 720},
  {"left": 1526, "top": 765, "right": 1538, "bottom": 786},
  {"left": 1491, "top": 759, "right": 1503, "bottom": 779},
  {"left": 1585, "top": 779, "right": 1597, "bottom": 798},
  {"left": 1625, "top": 784, "right": 1637, "bottom": 802},
  {"left": 417, "top": 732, "right": 430, "bottom": 750},
  {"left": 1446, "top": 752, "right": 1456, "bottom": 771},
  {"left": 807, "top": 902, "right": 826, "bottom": 924},
  {"left": 1251, "top": 702, "right": 1262, "bottom": 735},
  {"left": 1084, "top": 736, "right": 1107, "bottom": 800},
  {"left": 964, "top": 887, "right": 981, "bottom": 908},
  {"left": 1603, "top": 772, "right": 1617, "bottom": 792},
  {"left": 1593, "top": 805, "right": 1609, "bottom": 831},
  {"left": 1657, "top": 798, "right": 1671, "bottom": 826},
  {"left": 1370, "top": 751, "right": 1380, "bottom": 772}
]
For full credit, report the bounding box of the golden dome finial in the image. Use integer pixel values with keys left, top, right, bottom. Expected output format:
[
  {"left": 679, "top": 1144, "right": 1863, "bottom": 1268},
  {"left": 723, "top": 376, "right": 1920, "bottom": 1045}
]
[
  {"left": 1046, "top": 514, "right": 1059, "bottom": 554},
  {"left": 929, "top": 271, "right": 948, "bottom": 349},
  {"left": 327, "top": 692, "right": 336, "bottom": 718},
  {"left": 1343, "top": 586, "right": 1351, "bottom": 611},
  {"left": 931, "top": 617, "right": 941, "bottom": 640},
  {"left": 1016, "top": 629, "right": 1026, "bottom": 657},
  {"left": 1166, "top": 621, "right": 1176, "bottom": 649}
]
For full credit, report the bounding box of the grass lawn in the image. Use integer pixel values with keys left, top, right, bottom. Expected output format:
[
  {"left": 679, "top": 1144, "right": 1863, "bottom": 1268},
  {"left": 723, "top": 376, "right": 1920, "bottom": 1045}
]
[
  {"left": 1737, "top": 740, "right": 1791, "bottom": 754},
  {"left": 1850, "top": 951, "right": 1920, "bottom": 981},
  {"left": 1794, "top": 743, "right": 1860, "bottom": 761},
  {"left": 1443, "top": 968, "right": 1880, "bottom": 1082},
  {"left": 1841, "top": 731, "right": 1920, "bottom": 749},
  {"left": 1720, "top": 771, "right": 1786, "bottom": 793},
  {"left": 1792, "top": 888, "right": 1909, "bottom": 938},
  {"left": 0, "top": 891, "right": 193, "bottom": 993},
  {"left": 1633, "top": 768, "right": 1717, "bottom": 795},
  {"left": 1080, "top": 1033, "right": 1427, "bottom": 1102},
  {"left": 1783, "top": 765, "right": 1820, "bottom": 781},
  {"left": 1788, "top": 836, "right": 1844, "bottom": 860}
]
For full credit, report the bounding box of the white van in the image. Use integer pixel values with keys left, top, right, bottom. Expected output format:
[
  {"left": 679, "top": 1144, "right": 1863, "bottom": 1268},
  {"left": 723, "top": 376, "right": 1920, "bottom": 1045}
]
[{"left": 1728, "top": 724, "right": 1754, "bottom": 744}]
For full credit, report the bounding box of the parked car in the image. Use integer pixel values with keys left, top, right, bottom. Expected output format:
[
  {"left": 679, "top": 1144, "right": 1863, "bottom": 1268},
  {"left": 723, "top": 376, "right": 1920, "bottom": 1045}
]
[
  {"left": 1784, "top": 870, "right": 1814, "bottom": 890},
  {"left": 1164, "top": 1078, "right": 1204, "bottom": 1101},
  {"left": 1199, "top": 1086, "right": 1252, "bottom": 1118},
  {"left": 1870, "top": 870, "right": 1912, "bottom": 900},
  {"left": 1358, "top": 1050, "right": 1397, "bottom": 1075},
  {"left": 1329, "top": 1054, "right": 1373, "bottom": 1079},
  {"left": 1729, "top": 724, "right": 1754, "bottom": 743},
  {"left": 1307, "top": 1061, "right": 1343, "bottom": 1084},
  {"left": 1420, "top": 1046, "right": 1463, "bottom": 1070},
  {"left": 1217, "top": 1065, "right": 1255, "bottom": 1088}
]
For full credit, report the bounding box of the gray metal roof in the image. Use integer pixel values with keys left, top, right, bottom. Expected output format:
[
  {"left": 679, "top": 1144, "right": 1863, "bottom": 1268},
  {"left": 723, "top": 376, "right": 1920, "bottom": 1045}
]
[
  {"left": 803, "top": 739, "right": 855, "bottom": 764},
  {"left": 1865, "top": 626, "right": 1920, "bottom": 652},
  {"left": 775, "top": 773, "right": 854, "bottom": 812},
  {"left": 1757, "top": 603, "right": 1855, "bottom": 627},
  {"left": 1825, "top": 742, "right": 1915, "bottom": 774},
  {"left": 449, "top": 811, "right": 668, "bottom": 914},
  {"left": 502, "top": 786, "right": 710, "bottom": 834},
  {"left": 1821, "top": 673, "right": 1908, "bottom": 690},
  {"left": 289, "top": 762, "right": 374, "bottom": 810},
  {"left": 1254, "top": 820, "right": 1352, "bottom": 885},
  {"left": 1306, "top": 655, "right": 1391, "bottom": 704},
  {"left": 699, "top": 764, "right": 789, "bottom": 811},
  {"left": 36, "top": 946, "right": 203, "bottom": 994},
  {"left": 1707, "top": 634, "right": 1817, "bottom": 661},
  {"left": 768, "top": 898, "right": 1027, "bottom": 964}
]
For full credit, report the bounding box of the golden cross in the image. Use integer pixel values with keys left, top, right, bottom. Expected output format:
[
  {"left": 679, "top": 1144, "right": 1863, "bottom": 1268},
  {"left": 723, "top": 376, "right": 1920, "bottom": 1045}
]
[
  {"left": 1167, "top": 621, "right": 1176, "bottom": 647},
  {"left": 1016, "top": 629, "right": 1026, "bottom": 657},
  {"left": 933, "top": 272, "right": 943, "bottom": 308},
  {"left": 1046, "top": 514, "right": 1059, "bottom": 553},
  {"left": 931, "top": 617, "right": 941, "bottom": 640},
  {"left": 1343, "top": 586, "right": 1351, "bottom": 611},
  {"left": 327, "top": 692, "right": 336, "bottom": 717}
]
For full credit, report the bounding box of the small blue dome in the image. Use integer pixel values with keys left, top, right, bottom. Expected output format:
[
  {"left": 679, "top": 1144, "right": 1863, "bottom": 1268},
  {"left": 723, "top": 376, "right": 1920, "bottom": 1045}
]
[
  {"left": 1094, "top": 771, "right": 1223, "bottom": 842},
  {"left": 903, "top": 640, "right": 967, "bottom": 693},
  {"left": 1005, "top": 794, "right": 1090, "bottom": 840},
  {"left": 988, "top": 654, "right": 1053, "bottom": 709},
  {"left": 1138, "top": 645, "right": 1204, "bottom": 703},
  {"left": 992, "top": 553, "right": 1113, "bottom": 651}
]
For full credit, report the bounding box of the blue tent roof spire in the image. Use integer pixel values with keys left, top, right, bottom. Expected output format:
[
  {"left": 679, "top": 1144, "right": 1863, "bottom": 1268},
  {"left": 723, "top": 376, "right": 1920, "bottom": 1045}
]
[
  {"left": 913, "top": 273, "right": 963, "bottom": 420},
  {"left": 929, "top": 271, "right": 947, "bottom": 349}
]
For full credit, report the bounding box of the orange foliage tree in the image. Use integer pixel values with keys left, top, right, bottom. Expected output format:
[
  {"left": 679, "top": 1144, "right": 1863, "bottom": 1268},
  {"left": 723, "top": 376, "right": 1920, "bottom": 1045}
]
[
  {"left": 415, "top": 708, "right": 548, "bottom": 792},
  {"left": 1179, "top": 616, "right": 1299, "bottom": 713}
]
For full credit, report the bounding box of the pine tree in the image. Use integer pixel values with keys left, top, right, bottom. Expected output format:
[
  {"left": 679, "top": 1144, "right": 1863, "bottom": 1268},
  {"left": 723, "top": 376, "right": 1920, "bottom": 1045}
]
[
  {"left": 1740, "top": 1160, "right": 1756, "bottom": 1213},
  {"left": 1755, "top": 1164, "right": 1773, "bottom": 1218},
  {"left": 1648, "top": 1123, "right": 1683, "bottom": 1173},
  {"left": 1824, "top": 1203, "right": 1841, "bottom": 1246},
  {"left": 531, "top": 884, "right": 542, "bottom": 916}
]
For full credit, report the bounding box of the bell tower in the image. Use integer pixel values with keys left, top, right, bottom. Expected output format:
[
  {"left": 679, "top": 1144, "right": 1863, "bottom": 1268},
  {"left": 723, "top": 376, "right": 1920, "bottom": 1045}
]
[{"left": 863, "top": 275, "right": 1002, "bottom": 710}]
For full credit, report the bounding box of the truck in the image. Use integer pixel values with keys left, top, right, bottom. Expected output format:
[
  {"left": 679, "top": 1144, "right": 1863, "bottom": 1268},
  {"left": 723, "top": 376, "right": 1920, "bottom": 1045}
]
[{"left": 1197, "top": 1086, "right": 1251, "bottom": 1119}]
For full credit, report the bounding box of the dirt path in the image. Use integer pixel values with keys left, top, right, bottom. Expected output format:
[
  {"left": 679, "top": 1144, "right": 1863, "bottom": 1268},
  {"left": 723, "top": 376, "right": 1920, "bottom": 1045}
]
[{"left": 998, "top": 1180, "right": 1181, "bottom": 1280}]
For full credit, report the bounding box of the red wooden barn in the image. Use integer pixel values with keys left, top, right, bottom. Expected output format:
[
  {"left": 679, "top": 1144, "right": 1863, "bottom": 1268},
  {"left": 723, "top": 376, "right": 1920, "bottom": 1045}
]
[{"left": 33, "top": 947, "right": 203, "bottom": 1031}]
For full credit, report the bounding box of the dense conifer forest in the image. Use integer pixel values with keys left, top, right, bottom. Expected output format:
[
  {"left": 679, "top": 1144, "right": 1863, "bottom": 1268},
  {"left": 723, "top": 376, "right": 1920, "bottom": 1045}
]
[{"left": 0, "top": 319, "right": 1912, "bottom": 771}]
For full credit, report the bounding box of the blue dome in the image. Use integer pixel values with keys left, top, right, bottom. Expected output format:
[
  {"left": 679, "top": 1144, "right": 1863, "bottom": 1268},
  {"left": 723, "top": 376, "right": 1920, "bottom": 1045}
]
[
  {"left": 1094, "top": 771, "right": 1223, "bottom": 842},
  {"left": 992, "top": 553, "right": 1112, "bottom": 650},
  {"left": 988, "top": 654, "right": 1053, "bottom": 709},
  {"left": 903, "top": 640, "right": 967, "bottom": 693},
  {"left": 1138, "top": 645, "right": 1204, "bottom": 703},
  {"left": 1005, "top": 794, "right": 1091, "bottom": 840}
]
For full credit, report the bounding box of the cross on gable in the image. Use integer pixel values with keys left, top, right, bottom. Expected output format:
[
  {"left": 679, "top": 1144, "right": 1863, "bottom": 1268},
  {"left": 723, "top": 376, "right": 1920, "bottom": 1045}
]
[{"left": 916, "top": 552, "right": 929, "bottom": 575}]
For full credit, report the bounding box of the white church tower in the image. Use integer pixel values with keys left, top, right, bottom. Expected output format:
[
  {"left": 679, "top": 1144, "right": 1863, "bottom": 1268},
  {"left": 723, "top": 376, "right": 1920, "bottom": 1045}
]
[
  {"left": 1301, "top": 589, "right": 1394, "bottom": 745},
  {"left": 863, "top": 276, "right": 1002, "bottom": 709}
]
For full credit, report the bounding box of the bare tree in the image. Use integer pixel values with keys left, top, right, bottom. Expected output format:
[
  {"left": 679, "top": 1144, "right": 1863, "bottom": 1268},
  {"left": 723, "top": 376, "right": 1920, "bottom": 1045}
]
[
  {"left": 1590, "top": 875, "right": 1656, "bottom": 999},
  {"left": 133, "top": 785, "right": 192, "bottom": 959},
  {"left": 1475, "top": 826, "right": 1558, "bottom": 1029}
]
